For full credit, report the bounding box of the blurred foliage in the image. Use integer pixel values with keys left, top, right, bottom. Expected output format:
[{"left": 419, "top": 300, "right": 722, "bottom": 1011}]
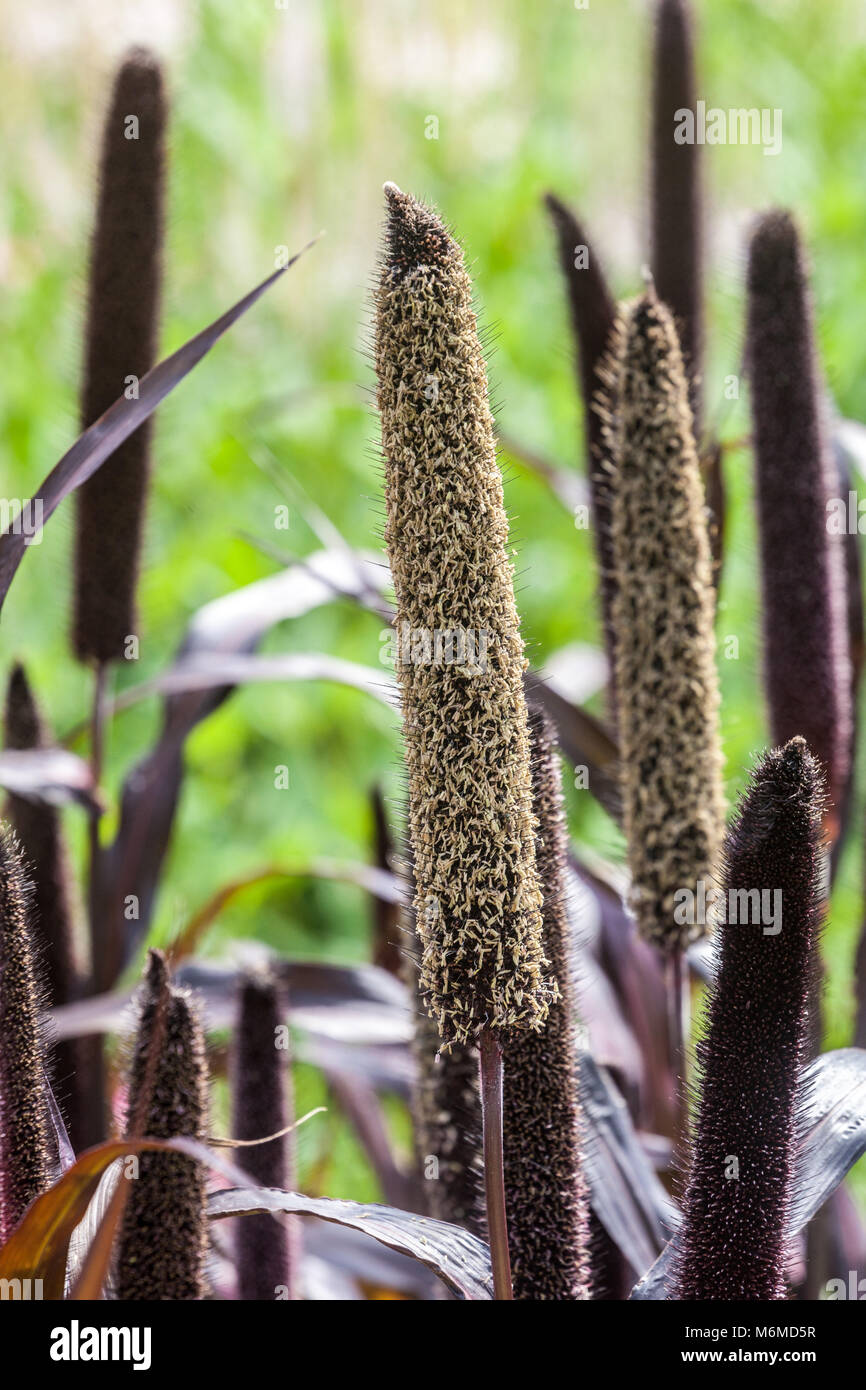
[{"left": 2, "top": 0, "right": 866, "bottom": 1202}]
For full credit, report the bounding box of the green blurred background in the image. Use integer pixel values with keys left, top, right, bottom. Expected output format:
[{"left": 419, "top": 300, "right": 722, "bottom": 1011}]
[{"left": 2, "top": 0, "right": 866, "bottom": 1201}]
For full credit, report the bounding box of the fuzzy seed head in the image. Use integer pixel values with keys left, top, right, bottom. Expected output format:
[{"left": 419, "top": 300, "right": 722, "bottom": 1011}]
[
  {"left": 673, "top": 738, "right": 825, "bottom": 1300},
  {"left": 603, "top": 290, "right": 724, "bottom": 952},
  {"left": 0, "top": 826, "right": 52, "bottom": 1243},
  {"left": 406, "top": 933, "right": 486, "bottom": 1237},
  {"left": 401, "top": 829, "right": 485, "bottom": 1239},
  {"left": 746, "top": 210, "right": 852, "bottom": 833},
  {"left": 502, "top": 707, "right": 590, "bottom": 1299},
  {"left": 650, "top": 0, "right": 703, "bottom": 430},
  {"left": 231, "top": 969, "right": 296, "bottom": 1301},
  {"left": 74, "top": 47, "right": 166, "bottom": 663},
  {"left": 3, "top": 665, "right": 90, "bottom": 1146},
  {"left": 544, "top": 193, "right": 619, "bottom": 717},
  {"left": 116, "top": 950, "right": 209, "bottom": 1301},
  {"left": 376, "top": 186, "right": 552, "bottom": 1046}
]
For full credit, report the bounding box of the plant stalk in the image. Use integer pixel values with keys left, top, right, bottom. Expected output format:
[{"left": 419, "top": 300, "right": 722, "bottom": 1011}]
[{"left": 478, "top": 1027, "right": 513, "bottom": 1300}]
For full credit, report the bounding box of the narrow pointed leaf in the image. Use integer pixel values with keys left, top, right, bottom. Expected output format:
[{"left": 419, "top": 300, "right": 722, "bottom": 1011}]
[
  {"left": 0, "top": 243, "right": 315, "bottom": 617},
  {"left": 0, "top": 748, "right": 99, "bottom": 811},
  {"left": 207, "top": 1187, "right": 492, "bottom": 1300}
]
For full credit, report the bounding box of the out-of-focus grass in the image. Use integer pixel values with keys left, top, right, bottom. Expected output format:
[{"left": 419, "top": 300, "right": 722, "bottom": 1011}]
[{"left": 2, "top": 0, "right": 866, "bottom": 1208}]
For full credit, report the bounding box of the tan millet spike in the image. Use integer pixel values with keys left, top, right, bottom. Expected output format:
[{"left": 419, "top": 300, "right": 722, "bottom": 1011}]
[{"left": 375, "top": 183, "right": 553, "bottom": 1046}]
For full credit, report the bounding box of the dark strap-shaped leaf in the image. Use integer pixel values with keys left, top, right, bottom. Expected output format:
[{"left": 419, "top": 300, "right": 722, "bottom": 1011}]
[
  {"left": 0, "top": 748, "right": 99, "bottom": 812},
  {"left": 528, "top": 677, "right": 621, "bottom": 824},
  {"left": 630, "top": 1047, "right": 866, "bottom": 1299},
  {"left": 0, "top": 241, "right": 316, "bottom": 617},
  {"left": 579, "top": 1053, "right": 677, "bottom": 1278},
  {"left": 94, "top": 550, "right": 392, "bottom": 983},
  {"left": 208, "top": 1187, "right": 492, "bottom": 1300}
]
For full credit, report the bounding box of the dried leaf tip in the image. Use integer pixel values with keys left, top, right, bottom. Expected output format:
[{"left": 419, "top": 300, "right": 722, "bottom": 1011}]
[{"left": 674, "top": 736, "right": 825, "bottom": 1301}]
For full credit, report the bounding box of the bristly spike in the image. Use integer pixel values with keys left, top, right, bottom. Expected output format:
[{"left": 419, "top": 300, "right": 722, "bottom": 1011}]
[
  {"left": 403, "top": 843, "right": 486, "bottom": 1240},
  {"left": 650, "top": 0, "right": 703, "bottom": 431},
  {"left": 0, "top": 825, "right": 52, "bottom": 1243},
  {"left": 73, "top": 47, "right": 166, "bottom": 663},
  {"left": 231, "top": 969, "right": 297, "bottom": 1301},
  {"left": 746, "top": 210, "right": 852, "bottom": 841},
  {"left": 673, "top": 738, "right": 825, "bottom": 1300},
  {"left": 375, "top": 186, "right": 553, "bottom": 1047},
  {"left": 502, "top": 706, "right": 590, "bottom": 1299},
  {"left": 544, "top": 192, "right": 618, "bottom": 716},
  {"left": 603, "top": 291, "right": 724, "bottom": 952},
  {"left": 115, "top": 949, "right": 208, "bottom": 1300},
  {"left": 3, "top": 664, "right": 96, "bottom": 1151}
]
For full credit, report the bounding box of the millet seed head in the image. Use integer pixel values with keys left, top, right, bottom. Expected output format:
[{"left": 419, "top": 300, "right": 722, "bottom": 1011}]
[
  {"left": 601, "top": 288, "right": 724, "bottom": 952},
  {"left": 674, "top": 737, "right": 825, "bottom": 1300},
  {"left": 375, "top": 185, "right": 553, "bottom": 1047}
]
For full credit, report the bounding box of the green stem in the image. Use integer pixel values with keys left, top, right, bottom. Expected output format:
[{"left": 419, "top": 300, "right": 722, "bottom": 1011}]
[{"left": 478, "top": 1027, "right": 513, "bottom": 1301}]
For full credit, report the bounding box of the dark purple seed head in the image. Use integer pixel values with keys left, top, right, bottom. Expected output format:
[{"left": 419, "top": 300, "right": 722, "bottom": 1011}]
[
  {"left": 544, "top": 192, "right": 618, "bottom": 716},
  {"left": 3, "top": 665, "right": 93, "bottom": 1150},
  {"left": 746, "top": 210, "right": 852, "bottom": 838},
  {"left": 231, "top": 969, "right": 297, "bottom": 1301},
  {"left": 650, "top": 0, "right": 703, "bottom": 430},
  {"left": 0, "top": 825, "right": 52, "bottom": 1243},
  {"left": 74, "top": 48, "right": 166, "bottom": 664},
  {"left": 502, "top": 706, "right": 590, "bottom": 1299},
  {"left": 674, "top": 738, "right": 825, "bottom": 1300},
  {"left": 116, "top": 949, "right": 209, "bottom": 1301}
]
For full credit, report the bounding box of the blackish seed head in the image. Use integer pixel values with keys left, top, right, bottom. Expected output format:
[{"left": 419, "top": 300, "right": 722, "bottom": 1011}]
[{"left": 382, "top": 182, "right": 458, "bottom": 281}]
